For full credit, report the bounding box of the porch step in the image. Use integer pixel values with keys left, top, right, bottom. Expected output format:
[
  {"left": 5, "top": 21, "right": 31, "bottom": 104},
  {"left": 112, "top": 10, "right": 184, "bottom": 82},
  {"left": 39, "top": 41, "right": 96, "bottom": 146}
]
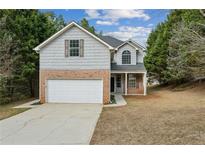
[
  {"left": 104, "top": 94, "right": 127, "bottom": 107},
  {"left": 115, "top": 94, "right": 127, "bottom": 105}
]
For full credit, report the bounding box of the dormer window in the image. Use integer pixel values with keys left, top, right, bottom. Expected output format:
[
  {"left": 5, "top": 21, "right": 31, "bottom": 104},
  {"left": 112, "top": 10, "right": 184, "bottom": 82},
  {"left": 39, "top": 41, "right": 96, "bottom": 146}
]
[{"left": 122, "top": 50, "right": 131, "bottom": 64}]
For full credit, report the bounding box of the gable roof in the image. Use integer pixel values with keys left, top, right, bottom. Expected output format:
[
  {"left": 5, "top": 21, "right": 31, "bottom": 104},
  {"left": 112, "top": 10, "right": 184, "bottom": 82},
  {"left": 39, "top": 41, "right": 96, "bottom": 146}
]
[
  {"left": 115, "top": 39, "right": 146, "bottom": 51},
  {"left": 98, "top": 36, "right": 146, "bottom": 51},
  {"left": 98, "top": 36, "right": 124, "bottom": 48},
  {"left": 33, "top": 21, "right": 146, "bottom": 52},
  {"left": 33, "top": 21, "right": 114, "bottom": 51},
  {"left": 130, "top": 40, "right": 146, "bottom": 50}
]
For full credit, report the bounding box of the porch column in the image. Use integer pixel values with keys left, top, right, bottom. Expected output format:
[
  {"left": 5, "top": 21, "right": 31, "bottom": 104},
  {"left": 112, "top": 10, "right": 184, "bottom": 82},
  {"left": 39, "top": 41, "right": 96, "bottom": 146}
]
[
  {"left": 125, "top": 73, "right": 127, "bottom": 95},
  {"left": 143, "top": 72, "right": 147, "bottom": 95}
]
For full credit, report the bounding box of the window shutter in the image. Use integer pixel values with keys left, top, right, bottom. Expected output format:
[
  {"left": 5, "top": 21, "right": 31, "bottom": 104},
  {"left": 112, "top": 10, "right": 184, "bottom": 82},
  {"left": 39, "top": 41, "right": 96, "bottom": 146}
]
[
  {"left": 65, "top": 40, "right": 70, "bottom": 57},
  {"left": 80, "top": 39, "right": 84, "bottom": 57}
]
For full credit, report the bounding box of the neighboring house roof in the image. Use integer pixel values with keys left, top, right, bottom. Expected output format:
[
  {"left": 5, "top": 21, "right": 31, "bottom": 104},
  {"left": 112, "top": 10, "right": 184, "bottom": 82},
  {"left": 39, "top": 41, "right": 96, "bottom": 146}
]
[
  {"left": 33, "top": 21, "right": 114, "bottom": 51},
  {"left": 98, "top": 35, "right": 124, "bottom": 48},
  {"left": 111, "top": 63, "right": 146, "bottom": 72}
]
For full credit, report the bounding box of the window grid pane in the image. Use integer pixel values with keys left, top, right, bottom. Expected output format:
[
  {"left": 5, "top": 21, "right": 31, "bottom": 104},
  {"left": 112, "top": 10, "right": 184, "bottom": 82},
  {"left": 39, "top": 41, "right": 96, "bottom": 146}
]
[
  {"left": 116, "top": 75, "right": 121, "bottom": 88},
  {"left": 128, "top": 79, "right": 136, "bottom": 88},
  {"left": 70, "top": 49, "right": 79, "bottom": 56},
  {"left": 122, "top": 50, "right": 131, "bottom": 64},
  {"left": 70, "top": 40, "right": 79, "bottom": 56},
  {"left": 128, "top": 74, "right": 136, "bottom": 88}
]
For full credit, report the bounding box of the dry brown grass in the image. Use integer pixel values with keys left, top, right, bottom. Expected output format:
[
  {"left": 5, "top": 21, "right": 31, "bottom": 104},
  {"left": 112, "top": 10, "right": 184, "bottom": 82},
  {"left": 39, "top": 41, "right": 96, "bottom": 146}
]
[
  {"left": 0, "top": 98, "right": 34, "bottom": 120},
  {"left": 91, "top": 83, "right": 205, "bottom": 144}
]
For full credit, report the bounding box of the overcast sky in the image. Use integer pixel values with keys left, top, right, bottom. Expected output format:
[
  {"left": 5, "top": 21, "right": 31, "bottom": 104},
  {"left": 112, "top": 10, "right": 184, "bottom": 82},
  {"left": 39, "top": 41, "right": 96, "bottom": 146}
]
[{"left": 41, "top": 9, "right": 170, "bottom": 46}]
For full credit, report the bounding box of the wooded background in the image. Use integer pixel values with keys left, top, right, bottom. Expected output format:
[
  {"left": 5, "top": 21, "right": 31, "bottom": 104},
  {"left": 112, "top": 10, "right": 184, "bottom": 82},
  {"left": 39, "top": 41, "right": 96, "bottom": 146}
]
[{"left": 0, "top": 10, "right": 96, "bottom": 104}]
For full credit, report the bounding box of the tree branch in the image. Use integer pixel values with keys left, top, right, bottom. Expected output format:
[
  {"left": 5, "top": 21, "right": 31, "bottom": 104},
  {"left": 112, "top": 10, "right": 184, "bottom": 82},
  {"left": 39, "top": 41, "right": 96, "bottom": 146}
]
[{"left": 200, "top": 9, "right": 205, "bottom": 17}]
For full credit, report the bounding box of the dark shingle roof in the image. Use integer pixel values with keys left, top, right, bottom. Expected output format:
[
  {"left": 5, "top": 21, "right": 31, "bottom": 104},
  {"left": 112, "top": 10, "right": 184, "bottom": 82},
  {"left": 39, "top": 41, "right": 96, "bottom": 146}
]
[
  {"left": 111, "top": 63, "right": 146, "bottom": 72},
  {"left": 98, "top": 35, "right": 146, "bottom": 50},
  {"left": 98, "top": 36, "right": 124, "bottom": 48}
]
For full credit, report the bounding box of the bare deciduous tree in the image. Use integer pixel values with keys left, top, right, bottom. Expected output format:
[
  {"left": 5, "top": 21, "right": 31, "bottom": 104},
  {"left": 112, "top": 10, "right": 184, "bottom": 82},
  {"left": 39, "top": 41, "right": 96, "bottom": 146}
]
[{"left": 167, "top": 22, "right": 205, "bottom": 82}]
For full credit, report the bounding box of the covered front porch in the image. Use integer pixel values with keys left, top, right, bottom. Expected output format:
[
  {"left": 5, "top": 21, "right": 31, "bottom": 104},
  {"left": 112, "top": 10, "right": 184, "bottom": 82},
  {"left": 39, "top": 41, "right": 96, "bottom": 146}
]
[
  {"left": 111, "top": 72, "right": 147, "bottom": 95},
  {"left": 111, "top": 63, "right": 147, "bottom": 95}
]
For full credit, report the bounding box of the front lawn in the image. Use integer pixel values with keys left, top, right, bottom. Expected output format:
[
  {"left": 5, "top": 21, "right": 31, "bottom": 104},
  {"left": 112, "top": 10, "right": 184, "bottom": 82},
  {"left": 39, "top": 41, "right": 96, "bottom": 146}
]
[
  {"left": 0, "top": 98, "right": 34, "bottom": 120},
  {"left": 91, "top": 83, "right": 205, "bottom": 144}
]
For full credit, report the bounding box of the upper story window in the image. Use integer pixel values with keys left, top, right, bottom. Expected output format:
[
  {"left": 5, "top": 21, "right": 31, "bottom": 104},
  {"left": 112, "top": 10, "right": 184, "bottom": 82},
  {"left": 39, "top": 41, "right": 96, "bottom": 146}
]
[
  {"left": 122, "top": 50, "right": 131, "bottom": 64},
  {"left": 70, "top": 40, "right": 79, "bottom": 56},
  {"left": 65, "top": 39, "right": 84, "bottom": 57}
]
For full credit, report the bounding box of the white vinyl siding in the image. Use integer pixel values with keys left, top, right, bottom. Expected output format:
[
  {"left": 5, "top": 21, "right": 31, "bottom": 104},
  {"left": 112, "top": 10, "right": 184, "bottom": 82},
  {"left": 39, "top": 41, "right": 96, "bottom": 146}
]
[
  {"left": 40, "top": 26, "right": 110, "bottom": 70},
  {"left": 137, "top": 51, "right": 145, "bottom": 63},
  {"left": 47, "top": 79, "right": 103, "bottom": 104},
  {"left": 114, "top": 43, "right": 144, "bottom": 65}
]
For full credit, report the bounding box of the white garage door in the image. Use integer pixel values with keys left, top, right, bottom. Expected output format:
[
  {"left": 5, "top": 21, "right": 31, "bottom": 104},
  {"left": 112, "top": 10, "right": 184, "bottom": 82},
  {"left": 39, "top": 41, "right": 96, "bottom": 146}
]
[{"left": 47, "top": 79, "right": 103, "bottom": 104}]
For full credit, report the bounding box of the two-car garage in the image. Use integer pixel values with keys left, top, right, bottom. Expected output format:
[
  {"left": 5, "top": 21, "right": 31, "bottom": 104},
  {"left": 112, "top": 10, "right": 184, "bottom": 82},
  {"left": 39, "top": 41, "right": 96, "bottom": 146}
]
[{"left": 47, "top": 79, "right": 103, "bottom": 104}]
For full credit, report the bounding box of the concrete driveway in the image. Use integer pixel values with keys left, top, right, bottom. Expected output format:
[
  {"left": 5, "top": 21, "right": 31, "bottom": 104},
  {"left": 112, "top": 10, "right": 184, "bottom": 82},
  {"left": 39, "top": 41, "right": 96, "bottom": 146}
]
[{"left": 0, "top": 103, "right": 102, "bottom": 145}]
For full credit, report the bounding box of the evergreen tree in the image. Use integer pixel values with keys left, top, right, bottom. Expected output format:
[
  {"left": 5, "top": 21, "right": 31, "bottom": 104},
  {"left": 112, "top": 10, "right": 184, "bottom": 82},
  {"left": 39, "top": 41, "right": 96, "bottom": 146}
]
[
  {"left": 144, "top": 9, "right": 205, "bottom": 84},
  {"left": 80, "top": 18, "right": 96, "bottom": 34},
  {"left": 0, "top": 10, "right": 65, "bottom": 104}
]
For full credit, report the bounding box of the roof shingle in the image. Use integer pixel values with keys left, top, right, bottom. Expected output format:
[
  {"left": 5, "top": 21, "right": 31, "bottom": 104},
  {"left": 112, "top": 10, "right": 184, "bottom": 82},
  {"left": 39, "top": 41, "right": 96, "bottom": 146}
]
[{"left": 98, "top": 35, "right": 124, "bottom": 48}]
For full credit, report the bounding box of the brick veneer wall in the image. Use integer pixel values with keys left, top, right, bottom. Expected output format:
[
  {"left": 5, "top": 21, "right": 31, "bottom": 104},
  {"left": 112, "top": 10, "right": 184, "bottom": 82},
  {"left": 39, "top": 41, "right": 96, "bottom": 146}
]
[{"left": 40, "top": 69, "right": 110, "bottom": 104}]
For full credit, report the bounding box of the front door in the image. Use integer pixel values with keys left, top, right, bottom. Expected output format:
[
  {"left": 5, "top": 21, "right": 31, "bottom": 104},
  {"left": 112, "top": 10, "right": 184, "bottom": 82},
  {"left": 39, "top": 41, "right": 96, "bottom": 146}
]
[
  {"left": 111, "top": 77, "right": 115, "bottom": 92},
  {"left": 116, "top": 74, "right": 122, "bottom": 93}
]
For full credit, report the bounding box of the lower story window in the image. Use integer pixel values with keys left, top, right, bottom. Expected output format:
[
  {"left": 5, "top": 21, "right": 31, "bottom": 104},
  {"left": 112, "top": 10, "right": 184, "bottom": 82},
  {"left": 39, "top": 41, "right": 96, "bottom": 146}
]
[
  {"left": 116, "top": 75, "right": 121, "bottom": 88},
  {"left": 128, "top": 74, "right": 136, "bottom": 88}
]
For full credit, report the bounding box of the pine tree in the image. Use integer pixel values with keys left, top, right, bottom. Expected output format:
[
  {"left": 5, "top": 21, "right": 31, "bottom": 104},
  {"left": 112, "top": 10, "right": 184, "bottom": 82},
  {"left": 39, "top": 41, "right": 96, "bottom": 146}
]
[
  {"left": 0, "top": 10, "right": 65, "bottom": 104},
  {"left": 80, "top": 18, "right": 96, "bottom": 34}
]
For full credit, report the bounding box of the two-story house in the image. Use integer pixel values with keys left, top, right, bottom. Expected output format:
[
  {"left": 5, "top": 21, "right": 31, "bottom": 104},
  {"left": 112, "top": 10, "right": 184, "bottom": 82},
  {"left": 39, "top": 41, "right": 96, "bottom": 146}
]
[{"left": 34, "top": 21, "right": 147, "bottom": 104}]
